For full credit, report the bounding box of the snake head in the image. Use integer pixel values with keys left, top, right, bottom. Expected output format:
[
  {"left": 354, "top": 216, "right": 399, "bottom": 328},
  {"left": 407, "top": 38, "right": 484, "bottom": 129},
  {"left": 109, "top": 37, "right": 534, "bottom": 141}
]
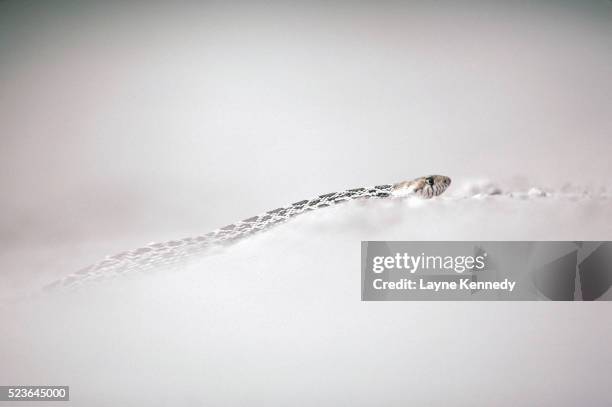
[{"left": 392, "top": 175, "right": 451, "bottom": 199}]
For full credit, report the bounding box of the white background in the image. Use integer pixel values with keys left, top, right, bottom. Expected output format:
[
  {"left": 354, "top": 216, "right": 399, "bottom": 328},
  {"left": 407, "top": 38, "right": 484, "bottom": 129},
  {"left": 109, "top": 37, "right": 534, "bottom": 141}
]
[{"left": 1, "top": 1, "right": 611, "bottom": 405}]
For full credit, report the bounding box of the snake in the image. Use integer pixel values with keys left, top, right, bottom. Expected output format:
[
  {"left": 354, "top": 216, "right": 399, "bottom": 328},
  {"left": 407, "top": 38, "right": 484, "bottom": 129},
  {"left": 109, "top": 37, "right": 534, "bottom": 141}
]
[{"left": 44, "top": 175, "right": 451, "bottom": 291}]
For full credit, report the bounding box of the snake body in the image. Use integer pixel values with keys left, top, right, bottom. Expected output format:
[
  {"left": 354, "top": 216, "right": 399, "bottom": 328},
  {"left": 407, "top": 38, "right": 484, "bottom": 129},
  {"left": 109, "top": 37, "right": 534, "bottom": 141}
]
[{"left": 44, "top": 175, "right": 451, "bottom": 291}]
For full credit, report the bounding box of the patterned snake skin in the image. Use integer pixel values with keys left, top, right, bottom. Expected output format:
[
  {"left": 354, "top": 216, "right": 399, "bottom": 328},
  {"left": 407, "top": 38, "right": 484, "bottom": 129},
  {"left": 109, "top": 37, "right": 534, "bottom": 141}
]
[{"left": 44, "top": 175, "right": 451, "bottom": 291}]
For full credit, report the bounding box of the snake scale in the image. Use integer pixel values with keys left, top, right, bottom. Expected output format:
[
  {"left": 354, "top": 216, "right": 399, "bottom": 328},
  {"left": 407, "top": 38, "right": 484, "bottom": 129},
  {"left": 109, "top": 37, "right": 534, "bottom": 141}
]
[{"left": 44, "top": 175, "right": 451, "bottom": 291}]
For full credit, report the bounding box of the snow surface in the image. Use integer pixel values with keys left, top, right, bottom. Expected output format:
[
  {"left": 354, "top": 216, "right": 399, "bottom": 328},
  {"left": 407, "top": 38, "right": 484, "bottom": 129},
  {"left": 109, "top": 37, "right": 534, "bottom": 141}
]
[
  {"left": 1, "top": 2, "right": 611, "bottom": 405},
  {"left": 2, "top": 179, "right": 612, "bottom": 406}
]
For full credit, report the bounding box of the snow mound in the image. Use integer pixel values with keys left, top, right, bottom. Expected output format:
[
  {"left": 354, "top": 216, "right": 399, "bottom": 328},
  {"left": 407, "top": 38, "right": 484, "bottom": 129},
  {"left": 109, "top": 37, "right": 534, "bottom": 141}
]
[{"left": 2, "top": 187, "right": 612, "bottom": 406}]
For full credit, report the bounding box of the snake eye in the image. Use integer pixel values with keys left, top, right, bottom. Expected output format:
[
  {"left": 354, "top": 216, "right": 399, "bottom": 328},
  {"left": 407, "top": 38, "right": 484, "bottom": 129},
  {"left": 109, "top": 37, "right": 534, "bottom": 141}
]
[{"left": 426, "top": 177, "right": 435, "bottom": 186}]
